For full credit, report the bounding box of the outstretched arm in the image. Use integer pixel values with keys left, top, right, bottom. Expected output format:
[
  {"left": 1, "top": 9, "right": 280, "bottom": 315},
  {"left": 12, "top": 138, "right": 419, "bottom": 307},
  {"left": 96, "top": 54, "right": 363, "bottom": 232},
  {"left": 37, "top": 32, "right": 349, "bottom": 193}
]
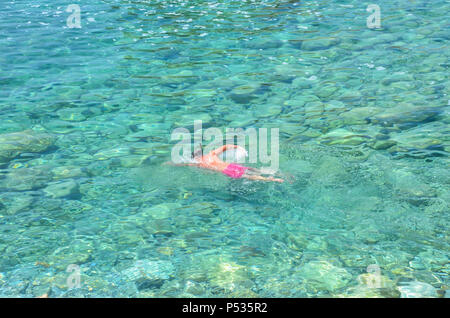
[{"left": 209, "top": 144, "right": 243, "bottom": 156}]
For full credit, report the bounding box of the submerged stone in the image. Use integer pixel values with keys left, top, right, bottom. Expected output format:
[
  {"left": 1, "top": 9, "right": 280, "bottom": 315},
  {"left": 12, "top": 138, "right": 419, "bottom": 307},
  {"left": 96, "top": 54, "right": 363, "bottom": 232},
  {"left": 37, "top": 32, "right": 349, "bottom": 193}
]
[
  {"left": 297, "top": 260, "right": 352, "bottom": 292},
  {"left": 397, "top": 281, "right": 438, "bottom": 298},
  {"left": 369, "top": 105, "right": 441, "bottom": 128},
  {"left": 382, "top": 72, "right": 414, "bottom": 85},
  {"left": 93, "top": 146, "right": 131, "bottom": 160},
  {"left": 208, "top": 261, "right": 250, "bottom": 291},
  {"left": 119, "top": 155, "right": 150, "bottom": 168},
  {"left": 320, "top": 128, "right": 371, "bottom": 146},
  {"left": 52, "top": 166, "right": 86, "bottom": 180},
  {"left": 0, "top": 130, "right": 55, "bottom": 165},
  {"left": 315, "top": 85, "right": 339, "bottom": 99},
  {"left": 56, "top": 108, "right": 88, "bottom": 122},
  {"left": 161, "top": 70, "right": 198, "bottom": 85},
  {"left": 244, "top": 38, "right": 283, "bottom": 50},
  {"left": 340, "top": 107, "right": 381, "bottom": 125},
  {"left": 142, "top": 203, "right": 180, "bottom": 220},
  {"left": 122, "top": 260, "right": 175, "bottom": 290},
  {"left": 43, "top": 180, "right": 80, "bottom": 199},
  {"left": 175, "top": 113, "right": 212, "bottom": 127},
  {"left": 229, "top": 84, "right": 261, "bottom": 104},
  {"left": 300, "top": 37, "right": 340, "bottom": 51},
  {"left": 1, "top": 167, "right": 52, "bottom": 191},
  {"left": 0, "top": 193, "right": 34, "bottom": 215}
]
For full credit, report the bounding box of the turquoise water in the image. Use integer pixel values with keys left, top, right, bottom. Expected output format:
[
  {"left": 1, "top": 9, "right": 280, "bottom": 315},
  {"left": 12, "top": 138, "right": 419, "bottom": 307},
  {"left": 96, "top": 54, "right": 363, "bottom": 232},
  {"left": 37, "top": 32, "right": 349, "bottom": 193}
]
[{"left": 0, "top": 0, "right": 448, "bottom": 297}]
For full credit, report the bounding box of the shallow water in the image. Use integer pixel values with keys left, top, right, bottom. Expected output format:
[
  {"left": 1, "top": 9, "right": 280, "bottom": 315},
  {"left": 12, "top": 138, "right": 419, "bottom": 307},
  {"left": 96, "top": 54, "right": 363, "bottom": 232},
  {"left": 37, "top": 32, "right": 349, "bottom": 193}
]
[{"left": 0, "top": 0, "right": 448, "bottom": 297}]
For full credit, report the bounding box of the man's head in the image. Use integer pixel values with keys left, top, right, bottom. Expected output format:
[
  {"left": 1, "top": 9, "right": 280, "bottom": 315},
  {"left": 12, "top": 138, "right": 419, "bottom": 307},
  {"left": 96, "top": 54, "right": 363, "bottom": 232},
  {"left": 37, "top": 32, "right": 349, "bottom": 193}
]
[{"left": 191, "top": 143, "right": 203, "bottom": 161}]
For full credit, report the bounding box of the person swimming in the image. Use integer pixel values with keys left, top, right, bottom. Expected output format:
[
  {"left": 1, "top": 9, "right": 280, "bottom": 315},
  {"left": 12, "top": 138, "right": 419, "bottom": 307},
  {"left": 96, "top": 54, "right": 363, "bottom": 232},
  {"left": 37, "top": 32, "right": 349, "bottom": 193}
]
[{"left": 167, "top": 144, "right": 284, "bottom": 183}]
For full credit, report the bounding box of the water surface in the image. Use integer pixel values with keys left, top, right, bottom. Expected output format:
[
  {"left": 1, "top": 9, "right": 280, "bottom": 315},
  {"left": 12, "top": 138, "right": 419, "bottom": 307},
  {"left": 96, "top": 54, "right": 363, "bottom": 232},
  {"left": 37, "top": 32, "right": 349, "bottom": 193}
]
[{"left": 0, "top": 0, "right": 448, "bottom": 297}]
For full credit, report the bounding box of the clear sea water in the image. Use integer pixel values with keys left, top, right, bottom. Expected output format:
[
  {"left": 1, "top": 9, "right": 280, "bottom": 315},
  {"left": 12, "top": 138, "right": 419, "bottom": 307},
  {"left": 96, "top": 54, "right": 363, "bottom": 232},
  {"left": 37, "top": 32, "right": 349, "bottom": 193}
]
[{"left": 0, "top": 0, "right": 448, "bottom": 297}]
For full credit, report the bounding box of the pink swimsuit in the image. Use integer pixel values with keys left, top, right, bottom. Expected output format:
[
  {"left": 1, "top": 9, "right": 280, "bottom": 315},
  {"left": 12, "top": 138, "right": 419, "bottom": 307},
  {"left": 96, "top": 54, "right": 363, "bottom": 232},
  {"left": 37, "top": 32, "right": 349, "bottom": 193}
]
[{"left": 222, "top": 163, "right": 249, "bottom": 179}]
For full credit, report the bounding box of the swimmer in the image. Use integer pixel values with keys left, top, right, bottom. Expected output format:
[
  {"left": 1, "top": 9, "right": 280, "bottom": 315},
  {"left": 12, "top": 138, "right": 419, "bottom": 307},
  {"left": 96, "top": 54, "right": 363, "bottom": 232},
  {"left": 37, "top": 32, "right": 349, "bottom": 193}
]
[{"left": 166, "top": 144, "right": 284, "bottom": 183}]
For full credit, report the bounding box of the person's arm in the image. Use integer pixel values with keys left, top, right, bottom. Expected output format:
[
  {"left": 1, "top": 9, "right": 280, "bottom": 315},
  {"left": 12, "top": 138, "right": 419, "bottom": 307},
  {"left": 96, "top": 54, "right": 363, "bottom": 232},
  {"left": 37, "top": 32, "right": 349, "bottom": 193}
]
[
  {"left": 210, "top": 144, "right": 248, "bottom": 157},
  {"left": 209, "top": 144, "right": 241, "bottom": 156}
]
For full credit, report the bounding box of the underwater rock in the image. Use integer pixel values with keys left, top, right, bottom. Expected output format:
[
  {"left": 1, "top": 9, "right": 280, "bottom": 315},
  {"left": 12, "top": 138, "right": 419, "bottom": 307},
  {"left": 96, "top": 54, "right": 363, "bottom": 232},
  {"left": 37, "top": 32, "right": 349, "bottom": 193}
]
[
  {"left": 257, "top": 105, "right": 282, "bottom": 118},
  {"left": 306, "top": 236, "right": 328, "bottom": 251},
  {"left": 381, "top": 72, "right": 414, "bottom": 86},
  {"left": 144, "top": 219, "right": 175, "bottom": 236},
  {"left": 184, "top": 280, "right": 205, "bottom": 296},
  {"left": 369, "top": 105, "right": 441, "bottom": 129},
  {"left": 390, "top": 81, "right": 416, "bottom": 91},
  {"left": 291, "top": 77, "right": 312, "bottom": 89},
  {"left": 397, "top": 281, "right": 438, "bottom": 298},
  {"left": 389, "top": 170, "right": 437, "bottom": 205},
  {"left": 279, "top": 123, "right": 306, "bottom": 137},
  {"left": 123, "top": 131, "right": 154, "bottom": 142},
  {"left": 119, "top": 155, "right": 150, "bottom": 168},
  {"left": 122, "top": 260, "right": 175, "bottom": 290},
  {"left": 0, "top": 130, "right": 55, "bottom": 165},
  {"left": 315, "top": 84, "right": 339, "bottom": 99},
  {"left": 93, "top": 146, "right": 131, "bottom": 160},
  {"left": 46, "top": 241, "right": 94, "bottom": 271},
  {"left": 299, "top": 37, "right": 340, "bottom": 51},
  {"left": 52, "top": 166, "right": 86, "bottom": 180},
  {"left": 320, "top": 128, "right": 371, "bottom": 146},
  {"left": 42, "top": 120, "right": 76, "bottom": 134},
  {"left": 338, "top": 89, "right": 362, "bottom": 102},
  {"left": 370, "top": 139, "right": 397, "bottom": 150},
  {"left": 142, "top": 203, "right": 181, "bottom": 220},
  {"left": 297, "top": 260, "right": 352, "bottom": 292},
  {"left": 1, "top": 167, "right": 52, "bottom": 191},
  {"left": 43, "top": 180, "right": 80, "bottom": 199},
  {"left": 357, "top": 271, "right": 396, "bottom": 290},
  {"left": 284, "top": 94, "right": 320, "bottom": 108},
  {"left": 105, "top": 220, "right": 146, "bottom": 246},
  {"left": 229, "top": 84, "right": 261, "bottom": 104},
  {"left": 339, "top": 282, "right": 400, "bottom": 298},
  {"left": 184, "top": 202, "right": 218, "bottom": 218},
  {"left": 175, "top": 113, "right": 212, "bottom": 127},
  {"left": 323, "top": 100, "right": 347, "bottom": 113},
  {"left": 244, "top": 38, "right": 283, "bottom": 50},
  {"left": 129, "top": 142, "right": 170, "bottom": 156},
  {"left": 392, "top": 137, "right": 442, "bottom": 154},
  {"left": 0, "top": 192, "right": 34, "bottom": 215},
  {"left": 304, "top": 101, "right": 324, "bottom": 118},
  {"left": 388, "top": 124, "right": 444, "bottom": 153},
  {"left": 340, "top": 107, "right": 381, "bottom": 125},
  {"left": 130, "top": 113, "right": 164, "bottom": 124},
  {"left": 208, "top": 261, "right": 251, "bottom": 291},
  {"left": 415, "top": 249, "right": 449, "bottom": 272},
  {"left": 190, "top": 89, "right": 217, "bottom": 98},
  {"left": 273, "top": 65, "right": 315, "bottom": 83},
  {"left": 56, "top": 108, "right": 88, "bottom": 122},
  {"left": 287, "top": 233, "right": 309, "bottom": 251},
  {"left": 228, "top": 113, "right": 256, "bottom": 127},
  {"left": 136, "top": 122, "right": 172, "bottom": 136},
  {"left": 157, "top": 246, "right": 174, "bottom": 256},
  {"left": 79, "top": 275, "right": 114, "bottom": 295},
  {"left": 161, "top": 70, "right": 198, "bottom": 85},
  {"left": 363, "top": 33, "right": 400, "bottom": 47}
]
